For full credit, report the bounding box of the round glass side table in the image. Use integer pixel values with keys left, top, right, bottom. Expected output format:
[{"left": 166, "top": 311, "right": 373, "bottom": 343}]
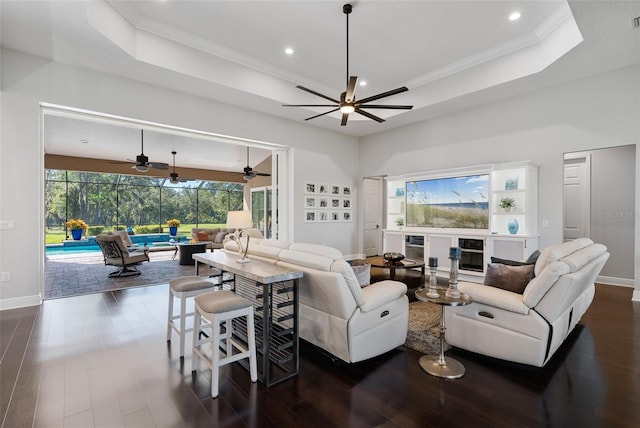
[{"left": 414, "top": 288, "right": 473, "bottom": 379}]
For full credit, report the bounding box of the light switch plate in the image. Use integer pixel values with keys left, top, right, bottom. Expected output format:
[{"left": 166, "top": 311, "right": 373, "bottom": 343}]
[{"left": 0, "top": 221, "right": 15, "bottom": 230}]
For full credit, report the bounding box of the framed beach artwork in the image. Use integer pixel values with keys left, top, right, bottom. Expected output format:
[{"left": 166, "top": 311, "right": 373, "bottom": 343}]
[
  {"left": 318, "top": 197, "right": 329, "bottom": 208},
  {"left": 318, "top": 211, "right": 329, "bottom": 222},
  {"left": 342, "top": 198, "right": 351, "bottom": 209},
  {"left": 318, "top": 183, "right": 329, "bottom": 195},
  {"left": 331, "top": 211, "right": 341, "bottom": 222},
  {"left": 342, "top": 211, "right": 352, "bottom": 222},
  {"left": 342, "top": 185, "right": 351, "bottom": 196},
  {"left": 331, "top": 198, "right": 341, "bottom": 208},
  {"left": 331, "top": 185, "right": 341, "bottom": 195},
  {"left": 305, "top": 211, "right": 317, "bottom": 222}
]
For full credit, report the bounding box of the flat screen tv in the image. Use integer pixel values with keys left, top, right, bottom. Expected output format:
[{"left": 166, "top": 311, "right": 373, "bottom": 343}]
[{"left": 406, "top": 174, "right": 489, "bottom": 229}]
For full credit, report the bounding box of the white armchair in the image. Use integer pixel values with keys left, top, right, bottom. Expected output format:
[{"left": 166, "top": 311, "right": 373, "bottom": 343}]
[{"left": 444, "top": 238, "right": 609, "bottom": 367}]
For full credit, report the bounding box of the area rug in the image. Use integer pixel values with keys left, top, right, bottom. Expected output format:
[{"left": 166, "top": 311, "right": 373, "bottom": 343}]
[{"left": 404, "top": 301, "right": 450, "bottom": 355}]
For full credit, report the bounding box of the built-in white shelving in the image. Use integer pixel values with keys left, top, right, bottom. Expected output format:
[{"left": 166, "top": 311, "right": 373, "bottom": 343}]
[{"left": 382, "top": 161, "right": 539, "bottom": 282}]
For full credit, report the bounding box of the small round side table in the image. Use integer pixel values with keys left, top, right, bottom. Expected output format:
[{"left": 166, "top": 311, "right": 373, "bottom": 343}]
[{"left": 414, "top": 288, "right": 472, "bottom": 379}]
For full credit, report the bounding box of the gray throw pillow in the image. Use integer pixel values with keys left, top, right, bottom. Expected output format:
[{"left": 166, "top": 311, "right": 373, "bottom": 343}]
[
  {"left": 214, "top": 232, "right": 228, "bottom": 244},
  {"left": 352, "top": 264, "right": 371, "bottom": 287},
  {"left": 483, "top": 263, "right": 534, "bottom": 294}
]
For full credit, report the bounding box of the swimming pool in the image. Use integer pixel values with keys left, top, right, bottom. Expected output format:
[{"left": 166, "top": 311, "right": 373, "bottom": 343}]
[
  {"left": 46, "top": 244, "right": 101, "bottom": 256},
  {"left": 45, "top": 233, "right": 187, "bottom": 255}
]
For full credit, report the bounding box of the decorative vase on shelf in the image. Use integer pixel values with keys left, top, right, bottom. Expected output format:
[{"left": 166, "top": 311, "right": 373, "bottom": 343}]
[
  {"left": 508, "top": 218, "right": 519, "bottom": 235},
  {"left": 71, "top": 229, "right": 83, "bottom": 240},
  {"left": 169, "top": 226, "right": 178, "bottom": 237}
]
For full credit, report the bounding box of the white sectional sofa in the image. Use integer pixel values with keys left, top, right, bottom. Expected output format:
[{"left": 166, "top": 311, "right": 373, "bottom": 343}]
[
  {"left": 444, "top": 238, "right": 609, "bottom": 367},
  {"left": 223, "top": 238, "right": 409, "bottom": 363}
]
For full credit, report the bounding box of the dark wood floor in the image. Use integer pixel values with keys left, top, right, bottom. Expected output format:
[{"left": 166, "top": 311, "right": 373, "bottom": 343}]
[{"left": 1, "top": 283, "right": 638, "bottom": 427}]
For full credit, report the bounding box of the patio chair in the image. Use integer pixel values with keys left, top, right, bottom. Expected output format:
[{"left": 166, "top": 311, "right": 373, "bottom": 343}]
[{"left": 96, "top": 234, "right": 150, "bottom": 277}]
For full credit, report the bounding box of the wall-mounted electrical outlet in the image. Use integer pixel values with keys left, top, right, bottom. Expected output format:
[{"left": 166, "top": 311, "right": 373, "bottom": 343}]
[{"left": 1, "top": 272, "right": 10, "bottom": 282}]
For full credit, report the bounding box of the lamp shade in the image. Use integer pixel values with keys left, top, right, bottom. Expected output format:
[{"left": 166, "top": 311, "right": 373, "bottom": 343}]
[{"left": 226, "top": 210, "right": 253, "bottom": 229}]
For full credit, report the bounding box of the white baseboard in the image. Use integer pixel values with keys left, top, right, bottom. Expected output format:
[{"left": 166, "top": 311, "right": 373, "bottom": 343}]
[
  {"left": 0, "top": 294, "right": 42, "bottom": 311},
  {"left": 596, "top": 276, "right": 639, "bottom": 302},
  {"left": 345, "top": 253, "right": 365, "bottom": 261},
  {"left": 597, "top": 275, "right": 635, "bottom": 287}
]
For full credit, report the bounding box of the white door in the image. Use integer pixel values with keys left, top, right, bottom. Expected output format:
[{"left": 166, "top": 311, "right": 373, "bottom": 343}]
[
  {"left": 363, "top": 178, "right": 383, "bottom": 257},
  {"left": 563, "top": 154, "right": 591, "bottom": 241}
]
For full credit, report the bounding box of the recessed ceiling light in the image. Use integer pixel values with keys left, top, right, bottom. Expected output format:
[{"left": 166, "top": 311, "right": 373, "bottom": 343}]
[
  {"left": 80, "top": 139, "right": 89, "bottom": 144},
  {"left": 284, "top": 47, "right": 294, "bottom": 55},
  {"left": 509, "top": 12, "right": 522, "bottom": 21},
  {"left": 359, "top": 81, "right": 367, "bottom": 87}
]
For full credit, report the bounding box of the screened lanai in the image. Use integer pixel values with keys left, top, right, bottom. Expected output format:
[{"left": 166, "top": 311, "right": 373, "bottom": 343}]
[{"left": 45, "top": 169, "right": 245, "bottom": 242}]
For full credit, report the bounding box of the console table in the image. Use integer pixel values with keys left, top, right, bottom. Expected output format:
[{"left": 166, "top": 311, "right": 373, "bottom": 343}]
[{"left": 192, "top": 251, "right": 303, "bottom": 387}]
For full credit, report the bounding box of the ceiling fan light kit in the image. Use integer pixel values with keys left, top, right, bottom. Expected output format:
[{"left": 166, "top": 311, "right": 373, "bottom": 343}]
[{"left": 283, "top": 3, "right": 412, "bottom": 126}]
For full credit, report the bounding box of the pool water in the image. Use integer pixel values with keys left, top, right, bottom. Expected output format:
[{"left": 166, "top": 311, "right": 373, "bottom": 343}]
[
  {"left": 45, "top": 245, "right": 101, "bottom": 256},
  {"left": 45, "top": 233, "right": 187, "bottom": 255}
]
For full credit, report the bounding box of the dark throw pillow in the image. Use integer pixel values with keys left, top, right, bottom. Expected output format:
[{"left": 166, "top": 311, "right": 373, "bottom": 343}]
[
  {"left": 525, "top": 250, "right": 541, "bottom": 265},
  {"left": 490, "top": 256, "right": 532, "bottom": 267},
  {"left": 483, "top": 263, "right": 534, "bottom": 294}
]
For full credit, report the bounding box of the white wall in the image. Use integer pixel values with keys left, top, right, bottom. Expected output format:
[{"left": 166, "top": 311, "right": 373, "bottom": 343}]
[
  {"left": 0, "top": 48, "right": 359, "bottom": 309},
  {"left": 359, "top": 65, "right": 640, "bottom": 295}
]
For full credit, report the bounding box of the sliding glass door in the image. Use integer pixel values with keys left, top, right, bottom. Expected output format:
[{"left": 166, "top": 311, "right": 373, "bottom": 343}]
[{"left": 251, "top": 186, "right": 273, "bottom": 238}]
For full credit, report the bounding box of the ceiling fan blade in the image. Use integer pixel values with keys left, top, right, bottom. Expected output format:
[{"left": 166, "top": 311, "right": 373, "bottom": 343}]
[
  {"left": 357, "top": 87, "right": 409, "bottom": 104},
  {"left": 304, "top": 108, "right": 340, "bottom": 121},
  {"left": 355, "top": 108, "right": 385, "bottom": 123},
  {"left": 283, "top": 104, "right": 339, "bottom": 107},
  {"left": 296, "top": 85, "right": 340, "bottom": 104},
  {"left": 341, "top": 113, "right": 349, "bottom": 126},
  {"left": 359, "top": 104, "right": 413, "bottom": 110},
  {"left": 255, "top": 172, "right": 271, "bottom": 177},
  {"left": 345, "top": 76, "right": 358, "bottom": 103},
  {"left": 149, "top": 162, "right": 169, "bottom": 170}
]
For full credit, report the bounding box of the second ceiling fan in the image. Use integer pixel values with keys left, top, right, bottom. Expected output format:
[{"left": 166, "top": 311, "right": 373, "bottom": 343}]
[
  {"left": 283, "top": 3, "right": 413, "bottom": 126},
  {"left": 243, "top": 147, "right": 271, "bottom": 180},
  {"left": 168, "top": 151, "right": 192, "bottom": 184}
]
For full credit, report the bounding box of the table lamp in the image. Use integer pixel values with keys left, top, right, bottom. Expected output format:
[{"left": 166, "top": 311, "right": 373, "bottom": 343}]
[{"left": 226, "top": 210, "right": 253, "bottom": 263}]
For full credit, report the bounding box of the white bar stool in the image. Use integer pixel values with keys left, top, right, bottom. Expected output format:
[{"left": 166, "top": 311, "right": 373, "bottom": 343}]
[
  {"left": 167, "top": 275, "right": 218, "bottom": 358},
  {"left": 192, "top": 290, "right": 257, "bottom": 398}
]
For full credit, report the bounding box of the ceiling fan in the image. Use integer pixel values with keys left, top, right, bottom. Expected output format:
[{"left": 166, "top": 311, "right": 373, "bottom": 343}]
[
  {"left": 283, "top": 3, "right": 413, "bottom": 126},
  {"left": 127, "top": 130, "right": 169, "bottom": 172},
  {"left": 168, "top": 151, "right": 192, "bottom": 184},
  {"left": 243, "top": 147, "right": 271, "bottom": 180}
]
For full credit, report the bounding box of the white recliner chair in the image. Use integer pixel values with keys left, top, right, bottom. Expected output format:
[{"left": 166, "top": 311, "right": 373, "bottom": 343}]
[{"left": 444, "top": 238, "right": 609, "bottom": 367}]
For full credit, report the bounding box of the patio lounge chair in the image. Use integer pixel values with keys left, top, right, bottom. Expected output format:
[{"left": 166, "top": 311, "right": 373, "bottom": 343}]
[{"left": 96, "top": 234, "right": 150, "bottom": 277}]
